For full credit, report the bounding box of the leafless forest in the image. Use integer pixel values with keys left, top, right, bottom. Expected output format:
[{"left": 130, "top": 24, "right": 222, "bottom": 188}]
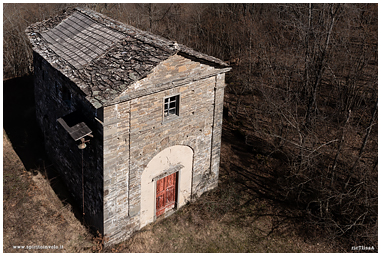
[{"left": 3, "top": 3, "right": 377, "bottom": 250}]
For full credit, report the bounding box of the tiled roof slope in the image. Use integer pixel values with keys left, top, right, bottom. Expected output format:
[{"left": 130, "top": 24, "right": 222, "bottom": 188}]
[
  {"left": 26, "top": 7, "right": 228, "bottom": 108},
  {"left": 40, "top": 11, "right": 126, "bottom": 69}
]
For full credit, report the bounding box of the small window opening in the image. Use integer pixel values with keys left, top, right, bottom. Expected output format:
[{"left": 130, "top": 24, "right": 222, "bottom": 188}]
[{"left": 164, "top": 95, "right": 179, "bottom": 119}]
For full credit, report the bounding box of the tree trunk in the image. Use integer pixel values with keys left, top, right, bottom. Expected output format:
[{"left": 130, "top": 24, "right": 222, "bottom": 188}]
[
  {"left": 331, "top": 109, "right": 351, "bottom": 187},
  {"left": 305, "top": 4, "right": 340, "bottom": 127},
  {"left": 351, "top": 101, "right": 378, "bottom": 171}
]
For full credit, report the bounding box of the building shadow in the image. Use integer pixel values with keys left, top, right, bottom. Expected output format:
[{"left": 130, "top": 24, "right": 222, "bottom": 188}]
[
  {"left": 3, "top": 74, "right": 84, "bottom": 223},
  {"left": 221, "top": 122, "right": 291, "bottom": 202},
  {"left": 4, "top": 75, "right": 43, "bottom": 170},
  {"left": 219, "top": 122, "right": 305, "bottom": 234}
]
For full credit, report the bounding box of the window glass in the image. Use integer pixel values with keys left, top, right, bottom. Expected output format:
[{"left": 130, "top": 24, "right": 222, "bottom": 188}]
[{"left": 164, "top": 95, "right": 179, "bottom": 119}]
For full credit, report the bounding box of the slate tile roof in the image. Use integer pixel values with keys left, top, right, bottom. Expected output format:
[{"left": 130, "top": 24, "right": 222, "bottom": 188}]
[
  {"left": 41, "top": 11, "right": 126, "bottom": 69},
  {"left": 26, "top": 7, "right": 228, "bottom": 108}
]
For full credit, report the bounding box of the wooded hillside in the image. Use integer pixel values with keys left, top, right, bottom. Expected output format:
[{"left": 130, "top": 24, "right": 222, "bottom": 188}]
[{"left": 4, "top": 3, "right": 377, "bottom": 250}]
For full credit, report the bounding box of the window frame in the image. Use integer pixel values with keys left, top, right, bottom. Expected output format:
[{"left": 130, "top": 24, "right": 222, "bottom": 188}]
[{"left": 163, "top": 94, "right": 180, "bottom": 122}]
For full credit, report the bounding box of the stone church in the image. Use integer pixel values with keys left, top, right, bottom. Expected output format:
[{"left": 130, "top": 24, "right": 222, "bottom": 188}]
[{"left": 26, "top": 7, "right": 230, "bottom": 245}]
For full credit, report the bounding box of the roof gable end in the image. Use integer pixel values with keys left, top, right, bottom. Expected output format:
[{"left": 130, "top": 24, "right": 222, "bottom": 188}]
[{"left": 26, "top": 7, "right": 230, "bottom": 108}]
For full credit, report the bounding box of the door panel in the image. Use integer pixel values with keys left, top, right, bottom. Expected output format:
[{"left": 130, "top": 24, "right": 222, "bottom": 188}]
[{"left": 156, "top": 172, "right": 177, "bottom": 217}]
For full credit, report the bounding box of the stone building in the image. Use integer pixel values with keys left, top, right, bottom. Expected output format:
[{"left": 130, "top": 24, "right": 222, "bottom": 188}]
[{"left": 26, "top": 7, "right": 230, "bottom": 245}]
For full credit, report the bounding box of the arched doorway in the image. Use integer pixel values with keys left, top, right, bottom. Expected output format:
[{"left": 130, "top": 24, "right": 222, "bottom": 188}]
[{"left": 140, "top": 145, "right": 193, "bottom": 228}]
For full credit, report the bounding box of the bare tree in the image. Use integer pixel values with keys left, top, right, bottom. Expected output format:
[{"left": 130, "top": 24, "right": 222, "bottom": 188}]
[{"left": 4, "top": 3, "right": 377, "bottom": 248}]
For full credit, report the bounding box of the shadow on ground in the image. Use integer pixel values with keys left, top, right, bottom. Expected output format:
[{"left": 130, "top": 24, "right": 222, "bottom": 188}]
[
  {"left": 3, "top": 75, "right": 84, "bottom": 223},
  {"left": 4, "top": 75, "right": 328, "bottom": 251},
  {"left": 218, "top": 122, "right": 307, "bottom": 237},
  {"left": 221, "top": 123, "right": 289, "bottom": 202}
]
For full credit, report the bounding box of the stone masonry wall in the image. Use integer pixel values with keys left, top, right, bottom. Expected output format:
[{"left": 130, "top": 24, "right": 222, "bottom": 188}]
[
  {"left": 109, "top": 54, "right": 230, "bottom": 105},
  {"left": 33, "top": 52, "right": 104, "bottom": 232},
  {"left": 103, "top": 100, "right": 132, "bottom": 244},
  {"left": 34, "top": 50, "right": 227, "bottom": 245},
  {"left": 128, "top": 75, "right": 215, "bottom": 206},
  {"left": 104, "top": 54, "right": 227, "bottom": 245},
  {"left": 209, "top": 73, "right": 226, "bottom": 188}
]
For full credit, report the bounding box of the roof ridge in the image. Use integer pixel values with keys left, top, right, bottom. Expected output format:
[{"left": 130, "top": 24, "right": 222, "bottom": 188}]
[
  {"left": 75, "top": 7, "right": 228, "bottom": 67},
  {"left": 26, "top": 6, "right": 230, "bottom": 109},
  {"left": 75, "top": 7, "right": 179, "bottom": 53}
]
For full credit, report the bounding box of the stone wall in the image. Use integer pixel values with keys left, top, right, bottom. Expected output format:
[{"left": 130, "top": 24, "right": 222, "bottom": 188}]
[
  {"left": 110, "top": 54, "right": 230, "bottom": 104},
  {"left": 128, "top": 75, "right": 215, "bottom": 212},
  {"left": 209, "top": 73, "right": 226, "bottom": 188},
  {"left": 33, "top": 52, "right": 104, "bottom": 233},
  {"left": 33, "top": 50, "right": 227, "bottom": 245},
  {"left": 103, "top": 54, "right": 227, "bottom": 245},
  {"left": 103, "top": 100, "right": 132, "bottom": 243}
]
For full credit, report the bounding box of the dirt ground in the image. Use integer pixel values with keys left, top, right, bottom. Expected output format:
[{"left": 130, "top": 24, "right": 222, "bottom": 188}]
[
  {"left": 3, "top": 131, "right": 95, "bottom": 253},
  {"left": 102, "top": 127, "right": 342, "bottom": 253},
  {"left": 3, "top": 129, "right": 340, "bottom": 253},
  {"left": 3, "top": 75, "right": 343, "bottom": 253}
]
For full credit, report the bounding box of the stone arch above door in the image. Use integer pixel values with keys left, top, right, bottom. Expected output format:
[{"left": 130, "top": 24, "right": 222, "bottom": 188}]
[{"left": 140, "top": 145, "right": 193, "bottom": 228}]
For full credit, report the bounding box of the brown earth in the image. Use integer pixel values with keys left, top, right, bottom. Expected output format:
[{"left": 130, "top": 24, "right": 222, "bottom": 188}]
[
  {"left": 3, "top": 76, "right": 342, "bottom": 253},
  {"left": 3, "top": 129, "right": 339, "bottom": 253},
  {"left": 103, "top": 132, "right": 341, "bottom": 253},
  {"left": 3, "top": 131, "right": 94, "bottom": 253}
]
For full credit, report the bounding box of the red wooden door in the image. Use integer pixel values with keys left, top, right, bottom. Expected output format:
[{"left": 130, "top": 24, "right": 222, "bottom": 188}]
[{"left": 156, "top": 172, "right": 177, "bottom": 217}]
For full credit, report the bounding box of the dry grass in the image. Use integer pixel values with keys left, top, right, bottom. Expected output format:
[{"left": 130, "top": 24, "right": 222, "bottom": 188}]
[
  {"left": 3, "top": 126, "right": 339, "bottom": 253},
  {"left": 3, "top": 3, "right": 376, "bottom": 252},
  {"left": 3, "top": 75, "right": 344, "bottom": 253},
  {"left": 104, "top": 140, "right": 339, "bottom": 253},
  {"left": 3, "top": 131, "right": 94, "bottom": 253}
]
